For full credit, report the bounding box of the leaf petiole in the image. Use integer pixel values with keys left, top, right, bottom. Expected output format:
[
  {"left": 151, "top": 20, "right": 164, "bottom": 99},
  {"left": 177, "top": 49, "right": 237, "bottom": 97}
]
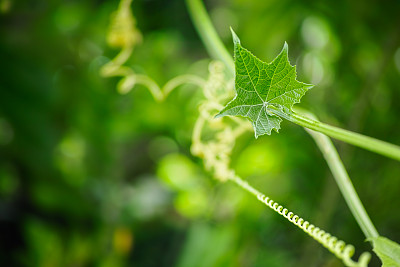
[{"left": 267, "top": 106, "right": 400, "bottom": 161}]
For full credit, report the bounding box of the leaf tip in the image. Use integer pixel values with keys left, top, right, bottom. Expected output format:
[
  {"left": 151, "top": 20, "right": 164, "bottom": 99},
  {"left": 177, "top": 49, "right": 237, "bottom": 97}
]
[
  {"left": 307, "top": 83, "right": 315, "bottom": 89},
  {"left": 230, "top": 27, "right": 240, "bottom": 45},
  {"left": 214, "top": 112, "right": 223, "bottom": 119},
  {"left": 282, "top": 41, "right": 289, "bottom": 53}
]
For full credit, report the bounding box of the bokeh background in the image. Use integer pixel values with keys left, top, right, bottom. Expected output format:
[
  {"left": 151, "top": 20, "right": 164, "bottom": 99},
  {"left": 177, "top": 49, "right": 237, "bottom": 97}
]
[{"left": 1, "top": 0, "right": 400, "bottom": 266}]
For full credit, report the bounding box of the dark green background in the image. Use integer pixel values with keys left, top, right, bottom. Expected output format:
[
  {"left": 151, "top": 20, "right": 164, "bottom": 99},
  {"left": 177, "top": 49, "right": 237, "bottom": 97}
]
[{"left": 1, "top": 0, "right": 400, "bottom": 266}]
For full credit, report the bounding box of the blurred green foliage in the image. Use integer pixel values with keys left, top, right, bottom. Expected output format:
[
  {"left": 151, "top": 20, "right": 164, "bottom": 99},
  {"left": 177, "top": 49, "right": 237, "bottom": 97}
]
[{"left": 0, "top": 0, "right": 400, "bottom": 266}]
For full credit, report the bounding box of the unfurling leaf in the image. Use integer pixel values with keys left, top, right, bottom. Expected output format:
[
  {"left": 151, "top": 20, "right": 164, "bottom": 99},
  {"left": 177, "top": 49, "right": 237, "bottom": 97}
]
[{"left": 216, "top": 29, "right": 313, "bottom": 138}]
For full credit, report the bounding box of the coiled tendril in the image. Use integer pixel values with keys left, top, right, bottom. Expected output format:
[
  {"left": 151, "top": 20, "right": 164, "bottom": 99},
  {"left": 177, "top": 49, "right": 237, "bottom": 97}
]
[{"left": 230, "top": 175, "right": 371, "bottom": 267}]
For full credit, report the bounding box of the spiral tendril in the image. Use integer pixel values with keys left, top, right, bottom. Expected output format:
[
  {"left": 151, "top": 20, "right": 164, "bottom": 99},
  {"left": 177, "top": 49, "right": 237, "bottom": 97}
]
[{"left": 231, "top": 175, "right": 371, "bottom": 267}]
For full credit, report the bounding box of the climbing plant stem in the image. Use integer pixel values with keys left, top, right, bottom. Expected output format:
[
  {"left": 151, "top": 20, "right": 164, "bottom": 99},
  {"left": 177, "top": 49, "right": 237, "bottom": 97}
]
[
  {"left": 268, "top": 106, "right": 400, "bottom": 162},
  {"left": 185, "top": 0, "right": 235, "bottom": 74}
]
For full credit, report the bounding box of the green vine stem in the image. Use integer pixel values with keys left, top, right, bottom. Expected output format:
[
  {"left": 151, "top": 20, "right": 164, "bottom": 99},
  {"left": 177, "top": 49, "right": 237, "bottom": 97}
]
[
  {"left": 297, "top": 109, "right": 379, "bottom": 239},
  {"left": 267, "top": 106, "right": 400, "bottom": 162},
  {"left": 185, "top": 0, "right": 235, "bottom": 74},
  {"left": 229, "top": 174, "right": 371, "bottom": 267}
]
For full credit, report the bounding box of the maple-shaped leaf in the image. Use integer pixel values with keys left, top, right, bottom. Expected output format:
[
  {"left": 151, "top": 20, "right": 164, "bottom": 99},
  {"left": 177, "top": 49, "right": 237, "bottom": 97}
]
[{"left": 216, "top": 29, "right": 313, "bottom": 138}]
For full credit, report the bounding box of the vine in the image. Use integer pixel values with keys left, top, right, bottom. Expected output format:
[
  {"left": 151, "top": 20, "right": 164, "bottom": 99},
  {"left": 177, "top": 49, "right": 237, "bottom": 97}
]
[{"left": 99, "top": 0, "right": 388, "bottom": 266}]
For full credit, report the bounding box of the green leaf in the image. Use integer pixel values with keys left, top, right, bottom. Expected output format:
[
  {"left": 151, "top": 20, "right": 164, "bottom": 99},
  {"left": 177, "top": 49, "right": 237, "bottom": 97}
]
[
  {"left": 370, "top": 236, "right": 400, "bottom": 267},
  {"left": 216, "top": 29, "right": 313, "bottom": 138}
]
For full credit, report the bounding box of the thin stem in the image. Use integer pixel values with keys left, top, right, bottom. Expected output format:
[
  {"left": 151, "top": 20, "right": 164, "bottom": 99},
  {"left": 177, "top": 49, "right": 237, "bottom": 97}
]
[
  {"left": 133, "top": 75, "right": 164, "bottom": 101},
  {"left": 268, "top": 106, "right": 400, "bottom": 162},
  {"left": 162, "top": 75, "right": 205, "bottom": 99},
  {"left": 300, "top": 112, "right": 379, "bottom": 239},
  {"left": 185, "top": 0, "right": 234, "bottom": 74}
]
